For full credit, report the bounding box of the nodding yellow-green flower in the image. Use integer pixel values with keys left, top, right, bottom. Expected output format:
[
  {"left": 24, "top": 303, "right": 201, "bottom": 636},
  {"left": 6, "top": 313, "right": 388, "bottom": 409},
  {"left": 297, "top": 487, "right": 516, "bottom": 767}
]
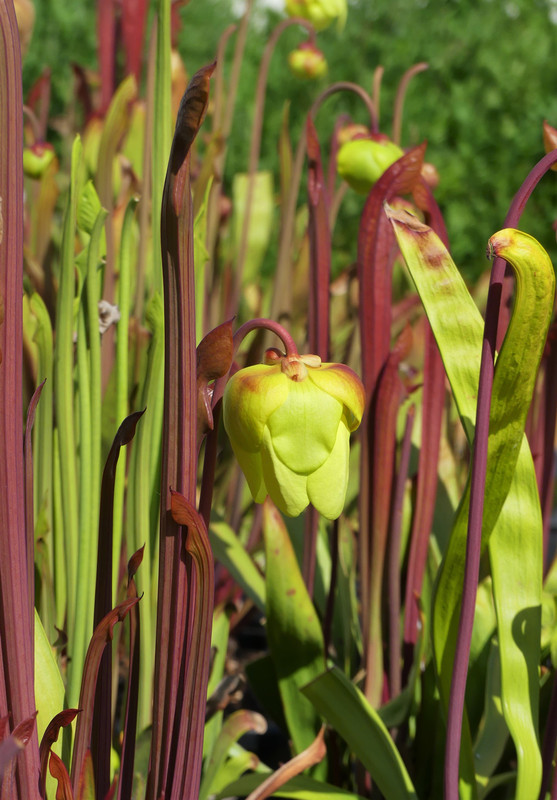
[
  {"left": 288, "top": 43, "right": 327, "bottom": 79},
  {"left": 337, "top": 135, "right": 404, "bottom": 194},
  {"left": 285, "top": 0, "right": 347, "bottom": 31},
  {"left": 223, "top": 350, "right": 365, "bottom": 519}
]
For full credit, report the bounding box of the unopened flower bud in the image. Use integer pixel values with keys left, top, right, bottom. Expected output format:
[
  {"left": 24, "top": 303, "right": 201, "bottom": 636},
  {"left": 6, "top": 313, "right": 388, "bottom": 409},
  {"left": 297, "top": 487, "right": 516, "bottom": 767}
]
[
  {"left": 23, "top": 143, "right": 55, "bottom": 179},
  {"left": 288, "top": 43, "right": 327, "bottom": 79},
  {"left": 337, "top": 135, "right": 404, "bottom": 194},
  {"left": 420, "top": 161, "right": 440, "bottom": 189},
  {"left": 285, "top": 0, "right": 347, "bottom": 31},
  {"left": 223, "top": 351, "right": 364, "bottom": 519},
  {"left": 337, "top": 123, "right": 370, "bottom": 147}
]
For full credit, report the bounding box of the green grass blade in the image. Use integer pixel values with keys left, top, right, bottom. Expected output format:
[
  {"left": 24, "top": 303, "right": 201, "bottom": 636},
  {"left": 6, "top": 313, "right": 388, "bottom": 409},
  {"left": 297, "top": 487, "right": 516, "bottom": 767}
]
[
  {"left": 112, "top": 196, "right": 139, "bottom": 599},
  {"left": 302, "top": 666, "right": 418, "bottom": 799},
  {"left": 54, "top": 135, "right": 83, "bottom": 662},
  {"left": 126, "top": 292, "right": 165, "bottom": 732},
  {"left": 69, "top": 206, "right": 108, "bottom": 709},
  {"left": 30, "top": 293, "right": 54, "bottom": 609}
]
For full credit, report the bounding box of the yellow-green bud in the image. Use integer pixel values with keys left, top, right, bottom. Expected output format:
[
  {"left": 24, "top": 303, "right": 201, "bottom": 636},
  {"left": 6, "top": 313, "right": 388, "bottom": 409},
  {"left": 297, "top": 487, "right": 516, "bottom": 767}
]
[
  {"left": 337, "top": 136, "right": 404, "bottom": 194},
  {"left": 285, "top": 0, "right": 347, "bottom": 31},
  {"left": 288, "top": 43, "right": 327, "bottom": 80},
  {"left": 223, "top": 351, "right": 364, "bottom": 519},
  {"left": 23, "top": 143, "right": 55, "bottom": 179}
]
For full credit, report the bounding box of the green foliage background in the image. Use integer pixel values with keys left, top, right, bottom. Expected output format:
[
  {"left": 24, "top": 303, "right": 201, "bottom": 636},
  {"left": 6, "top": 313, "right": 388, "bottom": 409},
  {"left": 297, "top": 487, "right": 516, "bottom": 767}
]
[{"left": 24, "top": 0, "right": 557, "bottom": 278}]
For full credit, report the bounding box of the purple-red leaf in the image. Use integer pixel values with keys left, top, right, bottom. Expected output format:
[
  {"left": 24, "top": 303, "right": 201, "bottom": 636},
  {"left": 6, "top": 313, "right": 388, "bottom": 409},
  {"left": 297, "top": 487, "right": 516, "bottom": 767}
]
[
  {"left": 0, "top": 3, "right": 40, "bottom": 795},
  {"left": 92, "top": 410, "right": 144, "bottom": 799},
  {"left": 168, "top": 491, "right": 215, "bottom": 799},
  {"left": 356, "top": 143, "right": 426, "bottom": 661},
  {"left": 0, "top": 713, "right": 37, "bottom": 777},
  {"left": 147, "top": 62, "right": 214, "bottom": 800},
  {"left": 127, "top": 545, "right": 145, "bottom": 585},
  {"left": 403, "top": 322, "right": 446, "bottom": 648},
  {"left": 117, "top": 551, "right": 143, "bottom": 800},
  {"left": 121, "top": 0, "right": 148, "bottom": 84},
  {"left": 76, "top": 749, "right": 95, "bottom": 800},
  {"left": 197, "top": 320, "right": 234, "bottom": 437},
  {"left": 366, "top": 327, "right": 410, "bottom": 705},
  {"left": 70, "top": 598, "right": 139, "bottom": 795},
  {"left": 49, "top": 751, "right": 73, "bottom": 800},
  {"left": 358, "top": 142, "right": 427, "bottom": 394},
  {"left": 39, "top": 708, "right": 79, "bottom": 798},
  {"left": 97, "top": 0, "right": 115, "bottom": 114}
]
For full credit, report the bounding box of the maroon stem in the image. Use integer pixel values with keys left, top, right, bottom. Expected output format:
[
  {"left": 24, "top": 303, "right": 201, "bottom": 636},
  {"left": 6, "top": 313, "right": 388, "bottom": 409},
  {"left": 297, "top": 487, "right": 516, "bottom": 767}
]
[
  {"left": 310, "top": 81, "right": 378, "bottom": 134},
  {"left": 302, "top": 507, "right": 319, "bottom": 597},
  {"left": 323, "top": 518, "right": 339, "bottom": 658},
  {"left": 232, "top": 317, "right": 299, "bottom": 358},
  {"left": 392, "top": 63, "right": 429, "bottom": 146}
]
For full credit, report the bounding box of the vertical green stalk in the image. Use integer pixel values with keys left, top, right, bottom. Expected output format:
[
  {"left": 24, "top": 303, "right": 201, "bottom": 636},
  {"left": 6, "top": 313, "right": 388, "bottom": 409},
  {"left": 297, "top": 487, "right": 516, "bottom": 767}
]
[
  {"left": 54, "top": 135, "right": 82, "bottom": 655},
  {"left": 126, "top": 293, "right": 164, "bottom": 731},
  {"left": 52, "top": 430, "right": 66, "bottom": 631},
  {"left": 68, "top": 208, "right": 107, "bottom": 709},
  {"left": 113, "top": 197, "right": 139, "bottom": 598},
  {"left": 30, "top": 294, "right": 54, "bottom": 595}
]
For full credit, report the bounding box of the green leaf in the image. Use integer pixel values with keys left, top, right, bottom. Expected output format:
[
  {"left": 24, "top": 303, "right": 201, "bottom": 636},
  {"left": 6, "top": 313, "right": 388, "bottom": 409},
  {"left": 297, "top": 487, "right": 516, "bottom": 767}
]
[
  {"left": 387, "top": 208, "right": 553, "bottom": 799},
  {"left": 474, "top": 641, "right": 508, "bottom": 798},
  {"left": 34, "top": 610, "right": 66, "bottom": 800},
  {"left": 263, "top": 499, "right": 326, "bottom": 765},
  {"left": 210, "top": 520, "right": 266, "bottom": 611},
  {"left": 217, "top": 772, "right": 367, "bottom": 799},
  {"left": 76, "top": 180, "right": 103, "bottom": 236},
  {"left": 302, "top": 666, "right": 418, "bottom": 800},
  {"left": 199, "top": 710, "right": 267, "bottom": 800},
  {"left": 233, "top": 171, "right": 274, "bottom": 284},
  {"left": 194, "top": 176, "right": 213, "bottom": 344}
]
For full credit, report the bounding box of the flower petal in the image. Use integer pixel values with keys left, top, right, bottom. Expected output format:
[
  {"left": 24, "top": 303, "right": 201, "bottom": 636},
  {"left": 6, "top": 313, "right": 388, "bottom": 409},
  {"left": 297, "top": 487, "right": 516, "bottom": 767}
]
[
  {"left": 307, "top": 363, "right": 365, "bottom": 431},
  {"left": 230, "top": 443, "right": 267, "bottom": 503},
  {"left": 260, "top": 428, "right": 310, "bottom": 517},
  {"left": 307, "top": 417, "right": 350, "bottom": 519},
  {"left": 223, "top": 364, "right": 289, "bottom": 452},
  {"left": 267, "top": 378, "right": 343, "bottom": 474}
]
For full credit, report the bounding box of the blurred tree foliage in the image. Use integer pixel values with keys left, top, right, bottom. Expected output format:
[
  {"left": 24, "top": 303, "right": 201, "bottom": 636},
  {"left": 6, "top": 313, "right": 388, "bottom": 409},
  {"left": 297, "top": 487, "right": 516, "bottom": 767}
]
[
  {"left": 24, "top": 0, "right": 557, "bottom": 278},
  {"left": 179, "top": 0, "right": 557, "bottom": 278}
]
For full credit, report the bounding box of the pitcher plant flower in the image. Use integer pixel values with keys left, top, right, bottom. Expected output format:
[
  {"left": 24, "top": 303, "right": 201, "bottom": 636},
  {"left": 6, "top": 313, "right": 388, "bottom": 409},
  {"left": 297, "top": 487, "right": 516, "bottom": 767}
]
[
  {"left": 288, "top": 42, "right": 327, "bottom": 79},
  {"left": 285, "top": 0, "right": 347, "bottom": 31},
  {"left": 337, "top": 133, "right": 404, "bottom": 194},
  {"left": 223, "top": 348, "right": 365, "bottom": 519}
]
